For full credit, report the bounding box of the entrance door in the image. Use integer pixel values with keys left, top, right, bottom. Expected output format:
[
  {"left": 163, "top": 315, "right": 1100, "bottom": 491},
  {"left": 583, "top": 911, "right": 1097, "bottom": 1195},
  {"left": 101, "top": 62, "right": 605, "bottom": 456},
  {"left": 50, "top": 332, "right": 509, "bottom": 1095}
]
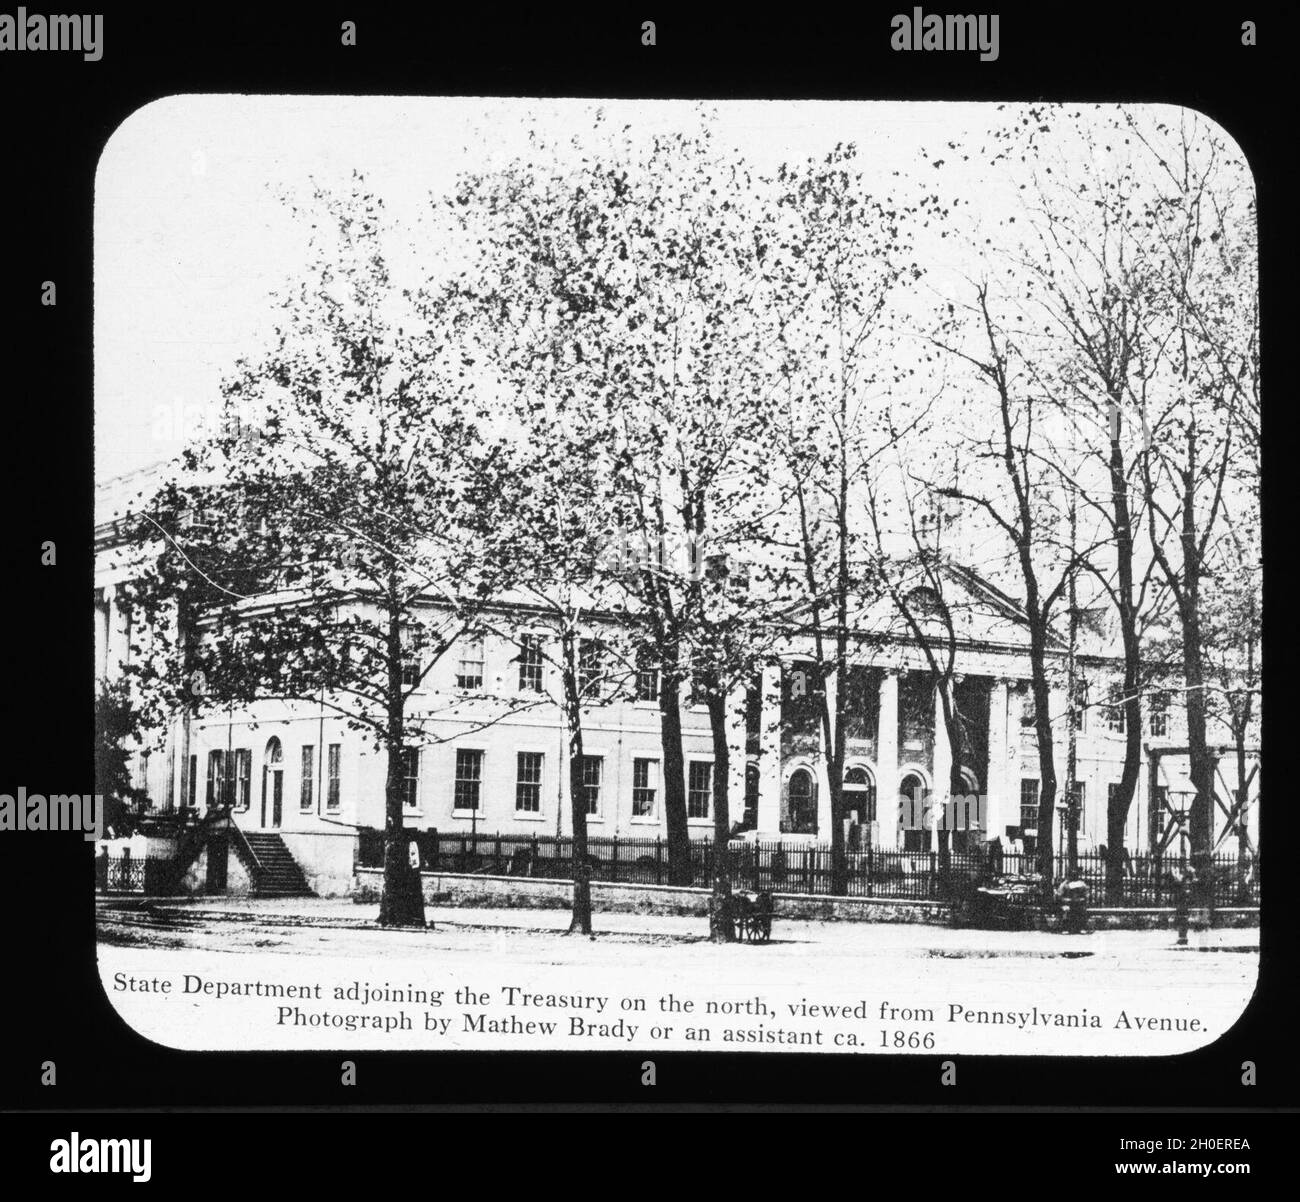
[
  {"left": 261, "top": 737, "right": 284, "bottom": 829},
  {"left": 785, "top": 768, "right": 818, "bottom": 835},
  {"left": 899, "top": 772, "right": 927, "bottom": 852}
]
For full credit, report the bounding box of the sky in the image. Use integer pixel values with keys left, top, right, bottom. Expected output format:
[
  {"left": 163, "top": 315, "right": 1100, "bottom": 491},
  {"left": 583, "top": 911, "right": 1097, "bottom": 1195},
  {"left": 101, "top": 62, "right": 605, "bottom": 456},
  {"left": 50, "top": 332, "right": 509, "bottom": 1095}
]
[{"left": 94, "top": 95, "right": 1049, "bottom": 482}]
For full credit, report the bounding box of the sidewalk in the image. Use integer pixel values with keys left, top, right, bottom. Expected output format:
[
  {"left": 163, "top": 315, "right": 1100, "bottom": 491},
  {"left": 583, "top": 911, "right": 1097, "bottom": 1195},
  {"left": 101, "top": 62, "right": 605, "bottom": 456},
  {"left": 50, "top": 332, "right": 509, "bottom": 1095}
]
[{"left": 101, "top": 894, "right": 1259, "bottom": 956}]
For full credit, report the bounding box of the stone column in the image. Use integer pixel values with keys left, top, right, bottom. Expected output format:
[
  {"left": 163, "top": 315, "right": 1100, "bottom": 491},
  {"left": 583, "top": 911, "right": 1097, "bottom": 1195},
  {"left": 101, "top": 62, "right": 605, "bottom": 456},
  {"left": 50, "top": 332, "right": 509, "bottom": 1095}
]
[
  {"left": 106, "top": 585, "right": 131, "bottom": 678},
  {"left": 933, "top": 678, "right": 952, "bottom": 852},
  {"left": 94, "top": 591, "right": 110, "bottom": 682},
  {"left": 985, "top": 678, "right": 1010, "bottom": 840},
  {"left": 758, "top": 662, "right": 783, "bottom": 835},
  {"left": 876, "top": 670, "right": 899, "bottom": 848},
  {"left": 818, "top": 667, "right": 837, "bottom": 837},
  {"left": 724, "top": 684, "right": 747, "bottom": 833}
]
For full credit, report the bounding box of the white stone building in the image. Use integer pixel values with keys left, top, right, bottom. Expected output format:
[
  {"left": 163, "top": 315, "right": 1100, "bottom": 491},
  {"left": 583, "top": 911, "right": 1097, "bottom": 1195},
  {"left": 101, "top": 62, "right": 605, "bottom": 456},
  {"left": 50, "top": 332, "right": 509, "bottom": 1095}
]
[{"left": 95, "top": 471, "right": 1258, "bottom": 896}]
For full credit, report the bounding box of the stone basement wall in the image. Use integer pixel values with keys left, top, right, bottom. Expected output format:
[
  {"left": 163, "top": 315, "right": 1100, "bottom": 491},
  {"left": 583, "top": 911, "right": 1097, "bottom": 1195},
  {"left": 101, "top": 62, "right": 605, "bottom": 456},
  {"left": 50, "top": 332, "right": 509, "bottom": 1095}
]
[
  {"left": 351, "top": 869, "right": 1259, "bottom": 929},
  {"left": 1089, "top": 907, "right": 1259, "bottom": 930},
  {"left": 353, "top": 868, "right": 951, "bottom": 924}
]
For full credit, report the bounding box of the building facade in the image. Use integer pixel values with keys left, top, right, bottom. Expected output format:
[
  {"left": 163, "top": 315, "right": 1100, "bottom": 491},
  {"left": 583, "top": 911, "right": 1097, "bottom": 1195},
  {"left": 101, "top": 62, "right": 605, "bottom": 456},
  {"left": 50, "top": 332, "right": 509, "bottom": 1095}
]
[{"left": 95, "top": 474, "right": 1258, "bottom": 897}]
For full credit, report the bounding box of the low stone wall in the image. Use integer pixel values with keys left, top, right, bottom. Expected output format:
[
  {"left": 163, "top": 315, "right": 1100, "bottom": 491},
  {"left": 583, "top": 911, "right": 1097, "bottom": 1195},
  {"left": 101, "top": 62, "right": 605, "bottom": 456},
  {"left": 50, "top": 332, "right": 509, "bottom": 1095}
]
[
  {"left": 1089, "top": 906, "right": 1259, "bottom": 931},
  {"left": 351, "top": 868, "right": 1261, "bottom": 930},
  {"left": 352, "top": 868, "right": 948, "bottom": 924}
]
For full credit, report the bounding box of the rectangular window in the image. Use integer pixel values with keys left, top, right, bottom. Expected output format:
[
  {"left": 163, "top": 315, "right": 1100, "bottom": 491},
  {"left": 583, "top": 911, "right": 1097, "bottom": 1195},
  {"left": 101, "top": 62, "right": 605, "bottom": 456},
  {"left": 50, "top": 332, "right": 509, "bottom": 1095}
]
[
  {"left": 1149, "top": 691, "right": 1169, "bottom": 737},
  {"left": 898, "top": 671, "right": 932, "bottom": 750},
  {"left": 1072, "top": 681, "right": 1088, "bottom": 734},
  {"left": 845, "top": 666, "right": 879, "bottom": 740},
  {"left": 632, "top": 757, "right": 658, "bottom": 818},
  {"left": 403, "top": 747, "right": 421, "bottom": 810},
  {"left": 453, "top": 748, "right": 481, "bottom": 812},
  {"left": 206, "top": 750, "right": 226, "bottom": 809},
  {"left": 1107, "top": 685, "right": 1126, "bottom": 734},
  {"left": 327, "top": 744, "right": 341, "bottom": 811},
  {"left": 579, "top": 638, "right": 604, "bottom": 698},
  {"left": 300, "top": 745, "right": 315, "bottom": 810},
  {"left": 687, "top": 761, "right": 712, "bottom": 820},
  {"left": 456, "top": 639, "right": 484, "bottom": 690},
  {"left": 518, "top": 634, "right": 544, "bottom": 693},
  {"left": 581, "top": 755, "right": 603, "bottom": 816},
  {"left": 635, "top": 644, "right": 659, "bottom": 703},
  {"left": 401, "top": 654, "right": 421, "bottom": 689},
  {"left": 1020, "top": 687, "right": 1036, "bottom": 729},
  {"left": 1061, "top": 781, "right": 1085, "bottom": 833},
  {"left": 235, "top": 748, "right": 251, "bottom": 810},
  {"left": 516, "top": 751, "right": 543, "bottom": 813},
  {"left": 1019, "top": 778, "right": 1040, "bottom": 831}
]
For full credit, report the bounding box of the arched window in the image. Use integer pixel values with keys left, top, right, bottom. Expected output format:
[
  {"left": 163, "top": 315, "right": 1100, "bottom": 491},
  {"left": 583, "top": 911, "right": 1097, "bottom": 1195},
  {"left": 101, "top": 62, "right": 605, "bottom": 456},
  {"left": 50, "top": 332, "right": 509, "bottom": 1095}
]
[
  {"left": 843, "top": 766, "right": 876, "bottom": 824},
  {"left": 264, "top": 737, "right": 283, "bottom": 766},
  {"left": 905, "top": 586, "right": 944, "bottom": 616},
  {"left": 952, "top": 767, "right": 981, "bottom": 852},
  {"left": 784, "top": 767, "right": 818, "bottom": 835},
  {"left": 898, "top": 771, "right": 929, "bottom": 852}
]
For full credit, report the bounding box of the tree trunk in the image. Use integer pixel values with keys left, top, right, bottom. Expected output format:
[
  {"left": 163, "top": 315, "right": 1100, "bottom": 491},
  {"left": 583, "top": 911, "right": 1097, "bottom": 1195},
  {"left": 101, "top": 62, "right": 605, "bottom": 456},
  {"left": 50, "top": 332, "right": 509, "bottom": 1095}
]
[
  {"left": 816, "top": 667, "right": 848, "bottom": 896},
  {"left": 705, "top": 680, "right": 734, "bottom": 942},
  {"left": 1028, "top": 631, "right": 1058, "bottom": 901},
  {"left": 937, "top": 678, "right": 964, "bottom": 894},
  {"left": 1233, "top": 714, "right": 1252, "bottom": 903},
  {"left": 1181, "top": 595, "right": 1215, "bottom": 905},
  {"left": 377, "top": 608, "right": 426, "bottom": 928},
  {"left": 562, "top": 633, "right": 593, "bottom": 935},
  {"left": 1105, "top": 405, "right": 1144, "bottom": 902},
  {"left": 377, "top": 748, "right": 427, "bottom": 927},
  {"left": 1106, "top": 659, "right": 1143, "bottom": 902},
  {"left": 658, "top": 653, "right": 692, "bottom": 887}
]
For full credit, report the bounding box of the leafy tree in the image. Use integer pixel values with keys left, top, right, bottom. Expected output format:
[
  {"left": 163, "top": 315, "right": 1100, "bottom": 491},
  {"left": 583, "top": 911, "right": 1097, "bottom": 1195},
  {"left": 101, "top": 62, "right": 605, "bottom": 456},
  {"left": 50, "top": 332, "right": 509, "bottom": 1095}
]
[
  {"left": 451, "top": 115, "right": 782, "bottom": 929},
  {"left": 754, "top": 143, "right": 937, "bottom": 893},
  {"left": 931, "top": 284, "right": 1083, "bottom": 897},
  {"left": 124, "top": 181, "right": 514, "bottom": 927},
  {"left": 93, "top": 679, "right": 150, "bottom": 835}
]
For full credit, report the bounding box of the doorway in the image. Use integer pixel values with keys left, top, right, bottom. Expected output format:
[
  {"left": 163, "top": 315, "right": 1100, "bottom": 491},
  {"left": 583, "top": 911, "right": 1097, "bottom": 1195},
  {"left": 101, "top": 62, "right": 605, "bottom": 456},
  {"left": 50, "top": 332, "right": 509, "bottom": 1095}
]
[{"left": 261, "top": 737, "right": 284, "bottom": 829}]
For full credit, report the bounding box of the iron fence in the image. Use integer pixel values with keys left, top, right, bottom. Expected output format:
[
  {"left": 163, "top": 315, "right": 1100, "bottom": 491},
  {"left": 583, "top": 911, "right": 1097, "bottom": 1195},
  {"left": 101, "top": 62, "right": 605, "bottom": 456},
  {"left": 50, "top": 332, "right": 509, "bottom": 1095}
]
[
  {"left": 97, "top": 851, "right": 149, "bottom": 893},
  {"left": 355, "top": 833, "right": 1259, "bottom": 908}
]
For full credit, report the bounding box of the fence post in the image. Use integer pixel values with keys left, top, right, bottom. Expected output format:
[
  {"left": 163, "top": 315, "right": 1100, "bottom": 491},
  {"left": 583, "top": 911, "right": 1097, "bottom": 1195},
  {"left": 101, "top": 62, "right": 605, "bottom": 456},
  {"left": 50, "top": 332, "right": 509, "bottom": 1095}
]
[
  {"left": 611, "top": 835, "right": 619, "bottom": 883},
  {"left": 530, "top": 833, "right": 538, "bottom": 878},
  {"left": 494, "top": 832, "right": 502, "bottom": 874},
  {"left": 655, "top": 837, "right": 662, "bottom": 885},
  {"left": 867, "top": 842, "right": 874, "bottom": 898},
  {"left": 929, "top": 850, "right": 937, "bottom": 900}
]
